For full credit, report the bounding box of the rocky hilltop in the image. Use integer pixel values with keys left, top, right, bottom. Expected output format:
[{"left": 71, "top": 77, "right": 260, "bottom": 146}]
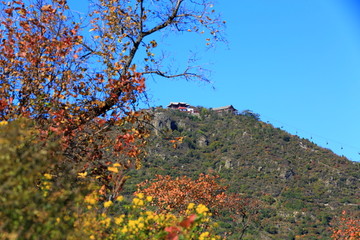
[{"left": 126, "top": 107, "right": 360, "bottom": 239}]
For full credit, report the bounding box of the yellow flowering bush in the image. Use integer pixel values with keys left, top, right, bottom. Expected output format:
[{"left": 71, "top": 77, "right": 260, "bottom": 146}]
[
  {"left": 70, "top": 194, "right": 221, "bottom": 240},
  {"left": 196, "top": 204, "right": 210, "bottom": 215}
]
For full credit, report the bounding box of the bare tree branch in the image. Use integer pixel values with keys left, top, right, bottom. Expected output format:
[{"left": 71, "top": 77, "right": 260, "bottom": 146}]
[{"left": 143, "top": 0, "right": 184, "bottom": 37}]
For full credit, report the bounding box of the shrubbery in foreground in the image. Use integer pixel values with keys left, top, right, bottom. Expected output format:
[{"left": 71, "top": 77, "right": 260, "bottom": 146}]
[{"left": 0, "top": 120, "right": 220, "bottom": 239}]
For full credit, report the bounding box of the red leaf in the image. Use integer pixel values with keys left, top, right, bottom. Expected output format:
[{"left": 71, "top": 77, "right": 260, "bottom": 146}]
[
  {"left": 179, "top": 214, "right": 196, "bottom": 229},
  {"left": 4, "top": 8, "right": 13, "bottom": 16},
  {"left": 165, "top": 226, "right": 180, "bottom": 240}
]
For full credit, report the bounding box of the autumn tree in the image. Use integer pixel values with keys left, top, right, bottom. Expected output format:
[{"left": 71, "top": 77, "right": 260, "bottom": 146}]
[
  {"left": 0, "top": 0, "right": 225, "bottom": 198},
  {"left": 136, "top": 174, "right": 261, "bottom": 238}
]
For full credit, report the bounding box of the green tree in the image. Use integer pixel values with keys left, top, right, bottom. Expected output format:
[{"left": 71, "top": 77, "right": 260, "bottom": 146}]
[{"left": 0, "top": 120, "right": 90, "bottom": 239}]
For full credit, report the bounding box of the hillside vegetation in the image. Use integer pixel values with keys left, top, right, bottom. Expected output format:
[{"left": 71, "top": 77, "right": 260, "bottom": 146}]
[{"left": 125, "top": 107, "right": 360, "bottom": 239}]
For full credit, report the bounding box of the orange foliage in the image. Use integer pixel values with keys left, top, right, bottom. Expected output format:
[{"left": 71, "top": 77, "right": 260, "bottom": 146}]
[
  {"left": 136, "top": 174, "right": 226, "bottom": 213},
  {"left": 136, "top": 174, "right": 258, "bottom": 217},
  {"left": 0, "top": 0, "right": 225, "bottom": 199},
  {"left": 331, "top": 211, "right": 360, "bottom": 240},
  {"left": 137, "top": 174, "right": 261, "bottom": 238},
  {"left": 0, "top": 0, "right": 150, "bottom": 198}
]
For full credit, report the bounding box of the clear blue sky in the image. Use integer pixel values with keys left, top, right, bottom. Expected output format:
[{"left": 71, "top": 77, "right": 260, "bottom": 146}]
[
  {"left": 145, "top": 0, "right": 360, "bottom": 162},
  {"left": 71, "top": 1, "right": 360, "bottom": 162}
]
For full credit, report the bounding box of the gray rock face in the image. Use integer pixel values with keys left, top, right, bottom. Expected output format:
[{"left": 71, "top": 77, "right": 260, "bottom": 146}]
[
  {"left": 152, "top": 112, "right": 178, "bottom": 135},
  {"left": 280, "top": 169, "right": 295, "bottom": 180},
  {"left": 222, "top": 156, "right": 233, "bottom": 169},
  {"left": 197, "top": 135, "right": 209, "bottom": 147}
]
